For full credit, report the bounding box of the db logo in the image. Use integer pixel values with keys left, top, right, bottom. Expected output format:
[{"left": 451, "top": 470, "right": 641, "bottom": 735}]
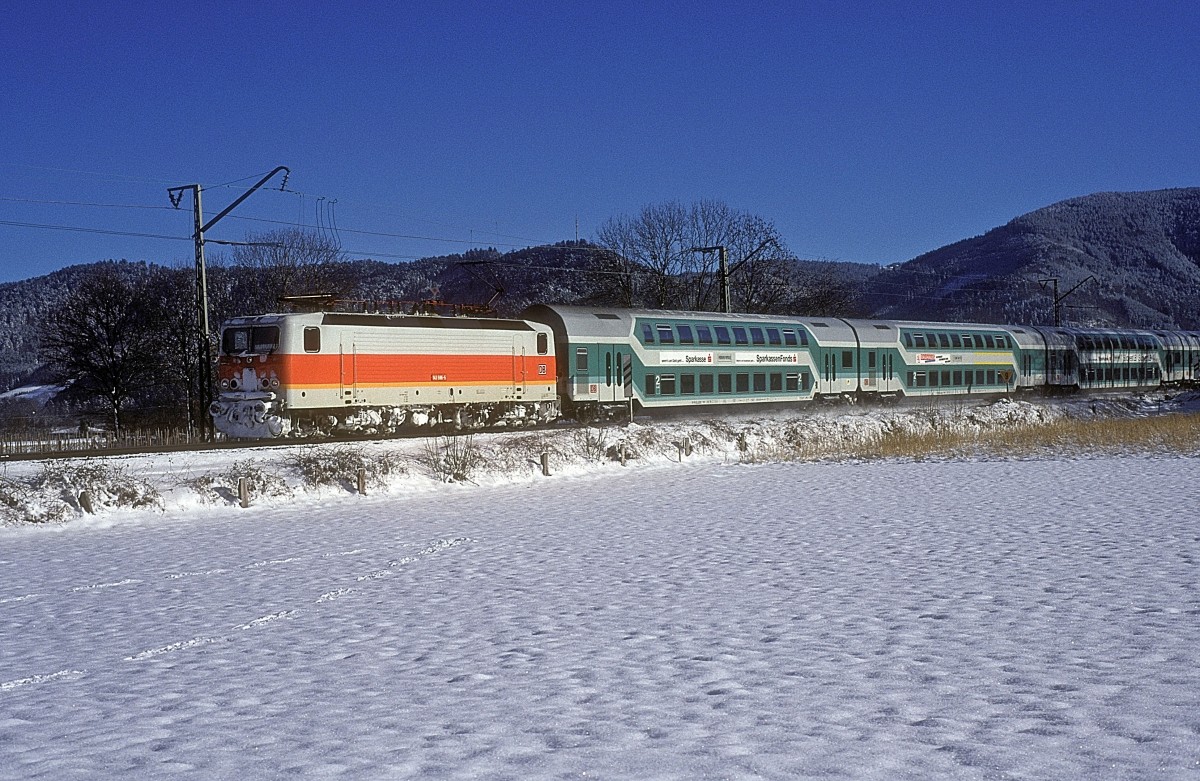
[
  {"left": 589, "top": 384, "right": 598, "bottom": 393},
  {"left": 538, "top": 364, "right": 547, "bottom": 375}
]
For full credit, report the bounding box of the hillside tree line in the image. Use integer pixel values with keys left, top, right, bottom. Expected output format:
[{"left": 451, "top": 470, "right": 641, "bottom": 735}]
[{"left": 23, "top": 202, "right": 858, "bottom": 433}]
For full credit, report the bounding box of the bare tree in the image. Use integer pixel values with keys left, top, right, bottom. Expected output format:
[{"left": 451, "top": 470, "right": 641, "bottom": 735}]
[
  {"left": 595, "top": 200, "right": 796, "bottom": 312},
  {"left": 39, "top": 263, "right": 166, "bottom": 434},
  {"left": 228, "top": 228, "right": 350, "bottom": 313}
]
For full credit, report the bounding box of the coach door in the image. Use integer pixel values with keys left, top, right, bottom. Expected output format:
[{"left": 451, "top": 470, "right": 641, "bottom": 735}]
[{"left": 597, "top": 345, "right": 633, "bottom": 403}]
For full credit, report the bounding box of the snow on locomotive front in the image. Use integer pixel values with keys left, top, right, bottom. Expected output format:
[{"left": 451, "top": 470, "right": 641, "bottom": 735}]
[{"left": 210, "top": 311, "right": 559, "bottom": 438}]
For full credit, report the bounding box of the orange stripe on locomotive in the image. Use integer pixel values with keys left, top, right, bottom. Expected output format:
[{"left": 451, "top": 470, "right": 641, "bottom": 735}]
[{"left": 225, "top": 353, "right": 557, "bottom": 390}]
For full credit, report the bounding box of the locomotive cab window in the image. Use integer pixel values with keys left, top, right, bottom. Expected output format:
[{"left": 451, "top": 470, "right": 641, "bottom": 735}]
[
  {"left": 222, "top": 325, "right": 279, "bottom": 355},
  {"left": 303, "top": 327, "right": 321, "bottom": 353},
  {"left": 537, "top": 333, "right": 548, "bottom": 355}
]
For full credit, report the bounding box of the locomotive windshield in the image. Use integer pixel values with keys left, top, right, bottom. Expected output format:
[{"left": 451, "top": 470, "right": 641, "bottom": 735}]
[{"left": 222, "top": 325, "right": 280, "bottom": 355}]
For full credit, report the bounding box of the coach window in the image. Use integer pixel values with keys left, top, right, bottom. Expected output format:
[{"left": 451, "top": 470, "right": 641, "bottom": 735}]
[
  {"left": 913, "top": 334, "right": 927, "bottom": 348},
  {"left": 656, "top": 324, "right": 675, "bottom": 344},
  {"left": 696, "top": 325, "right": 713, "bottom": 344},
  {"left": 783, "top": 329, "right": 798, "bottom": 346},
  {"left": 303, "top": 327, "right": 321, "bottom": 353},
  {"left": 678, "top": 325, "right": 695, "bottom": 345},
  {"left": 645, "top": 374, "right": 657, "bottom": 395},
  {"left": 576, "top": 348, "right": 588, "bottom": 372},
  {"left": 938, "top": 333, "right": 950, "bottom": 348},
  {"left": 733, "top": 327, "right": 749, "bottom": 345},
  {"left": 961, "top": 334, "right": 974, "bottom": 349},
  {"left": 986, "top": 370, "right": 996, "bottom": 385},
  {"left": 842, "top": 350, "right": 853, "bottom": 368},
  {"left": 903, "top": 332, "right": 913, "bottom": 348},
  {"left": 699, "top": 374, "right": 714, "bottom": 394},
  {"left": 753, "top": 373, "right": 766, "bottom": 392},
  {"left": 952, "top": 370, "right": 962, "bottom": 385},
  {"left": 942, "top": 370, "right": 951, "bottom": 386},
  {"left": 929, "top": 371, "right": 939, "bottom": 388},
  {"left": 915, "top": 372, "right": 927, "bottom": 387},
  {"left": 681, "top": 374, "right": 696, "bottom": 395},
  {"left": 718, "top": 373, "right": 732, "bottom": 393},
  {"left": 605, "top": 353, "right": 613, "bottom": 386},
  {"left": 976, "top": 370, "right": 985, "bottom": 385},
  {"left": 750, "top": 327, "right": 766, "bottom": 345},
  {"left": 641, "top": 323, "right": 655, "bottom": 344},
  {"left": 767, "top": 328, "right": 782, "bottom": 346},
  {"left": 736, "top": 373, "right": 749, "bottom": 393},
  {"left": 802, "top": 372, "right": 811, "bottom": 391},
  {"left": 770, "top": 373, "right": 783, "bottom": 392},
  {"left": 715, "top": 326, "right": 732, "bottom": 345},
  {"left": 984, "top": 335, "right": 995, "bottom": 349},
  {"left": 950, "top": 334, "right": 961, "bottom": 348},
  {"left": 785, "top": 373, "right": 799, "bottom": 391},
  {"left": 660, "top": 374, "right": 677, "bottom": 395}
]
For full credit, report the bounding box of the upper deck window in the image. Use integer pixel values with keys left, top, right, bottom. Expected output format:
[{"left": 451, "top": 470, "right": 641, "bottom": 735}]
[
  {"left": 696, "top": 325, "right": 713, "bottom": 345},
  {"left": 733, "top": 327, "right": 749, "bottom": 345},
  {"left": 767, "top": 328, "right": 782, "bottom": 346},
  {"left": 656, "top": 324, "right": 675, "bottom": 344},
  {"left": 715, "top": 326, "right": 731, "bottom": 345},
  {"left": 641, "top": 323, "right": 655, "bottom": 344},
  {"left": 678, "top": 325, "right": 695, "bottom": 344},
  {"left": 750, "top": 327, "right": 766, "bottom": 346}
]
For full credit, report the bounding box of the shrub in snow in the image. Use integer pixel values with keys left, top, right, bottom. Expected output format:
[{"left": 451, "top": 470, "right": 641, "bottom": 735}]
[
  {"left": 422, "top": 435, "right": 481, "bottom": 483},
  {"left": 576, "top": 427, "right": 609, "bottom": 462},
  {"left": 34, "top": 461, "right": 162, "bottom": 514},
  {"left": 289, "top": 445, "right": 406, "bottom": 491},
  {"left": 476, "top": 433, "right": 569, "bottom": 474},
  {"left": 187, "top": 458, "right": 292, "bottom": 504},
  {"left": 0, "top": 477, "right": 71, "bottom": 525}
]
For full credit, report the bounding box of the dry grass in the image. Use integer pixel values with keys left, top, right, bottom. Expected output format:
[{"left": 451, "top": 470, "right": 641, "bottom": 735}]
[
  {"left": 849, "top": 412, "right": 1200, "bottom": 461},
  {"left": 735, "top": 411, "right": 1200, "bottom": 464}
]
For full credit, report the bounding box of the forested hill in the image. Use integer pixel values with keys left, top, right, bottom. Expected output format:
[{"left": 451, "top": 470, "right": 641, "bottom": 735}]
[
  {"left": 5, "top": 188, "right": 1200, "bottom": 393},
  {"left": 861, "top": 188, "right": 1200, "bottom": 329}
]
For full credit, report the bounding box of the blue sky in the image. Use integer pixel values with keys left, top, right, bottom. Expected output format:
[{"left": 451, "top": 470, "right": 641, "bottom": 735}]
[{"left": 2, "top": 0, "right": 1197, "bottom": 284}]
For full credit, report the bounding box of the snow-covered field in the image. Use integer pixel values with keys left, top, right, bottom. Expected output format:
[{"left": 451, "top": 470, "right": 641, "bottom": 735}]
[{"left": 2, "top": 400, "right": 1199, "bottom": 779}]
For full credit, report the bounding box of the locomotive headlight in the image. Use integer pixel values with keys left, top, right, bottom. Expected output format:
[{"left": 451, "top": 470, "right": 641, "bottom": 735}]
[
  {"left": 270, "top": 378, "right": 280, "bottom": 388},
  {"left": 229, "top": 378, "right": 240, "bottom": 390},
  {"left": 220, "top": 378, "right": 230, "bottom": 390}
]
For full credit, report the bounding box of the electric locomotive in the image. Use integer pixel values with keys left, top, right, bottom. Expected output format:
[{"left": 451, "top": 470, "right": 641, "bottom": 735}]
[{"left": 210, "top": 310, "right": 559, "bottom": 438}]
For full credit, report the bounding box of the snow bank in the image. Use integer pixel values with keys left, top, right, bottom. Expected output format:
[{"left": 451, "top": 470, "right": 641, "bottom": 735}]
[{"left": 1, "top": 392, "right": 1196, "bottom": 530}]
